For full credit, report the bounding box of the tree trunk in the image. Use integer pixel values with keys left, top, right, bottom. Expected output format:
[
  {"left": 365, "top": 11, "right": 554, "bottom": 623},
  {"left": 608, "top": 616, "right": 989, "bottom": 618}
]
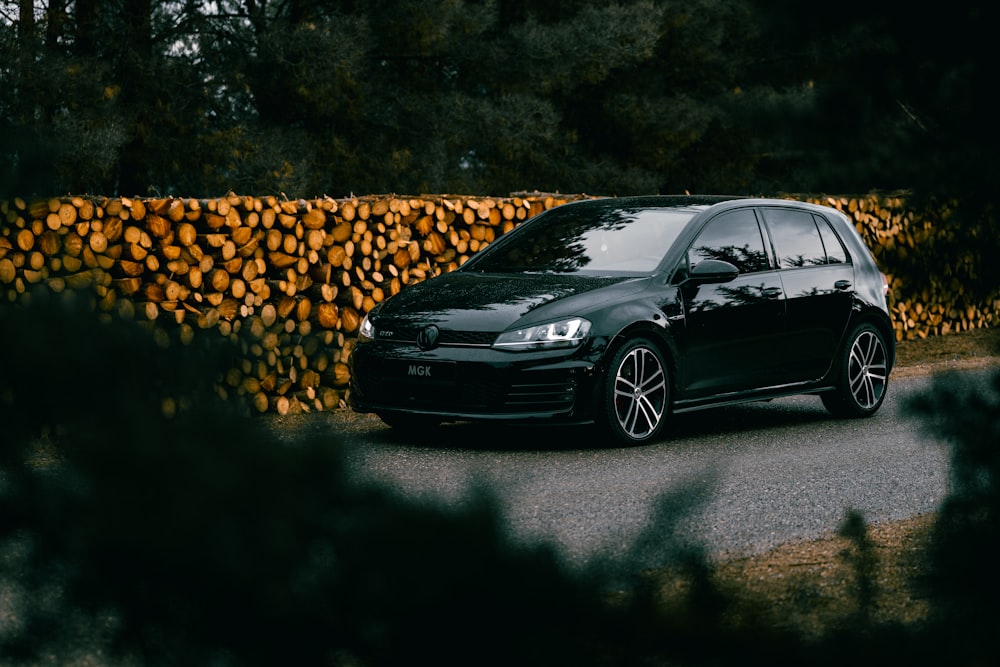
[
  {"left": 46, "top": 0, "right": 67, "bottom": 48},
  {"left": 116, "top": 0, "right": 154, "bottom": 196},
  {"left": 18, "top": 0, "right": 34, "bottom": 40}
]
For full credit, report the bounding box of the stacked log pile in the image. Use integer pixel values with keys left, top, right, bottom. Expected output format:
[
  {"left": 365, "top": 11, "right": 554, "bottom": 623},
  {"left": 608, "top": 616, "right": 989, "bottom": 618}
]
[
  {"left": 1, "top": 191, "right": 996, "bottom": 414},
  {"left": 0, "top": 192, "right": 585, "bottom": 415}
]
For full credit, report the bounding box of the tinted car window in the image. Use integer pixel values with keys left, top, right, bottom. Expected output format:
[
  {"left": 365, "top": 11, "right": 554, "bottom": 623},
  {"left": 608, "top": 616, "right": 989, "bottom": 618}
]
[
  {"left": 687, "top": 208, "right": 769, "bottom": 274},
  {"left": 816, "top": 215, "right": 849, "bottom": 264},
  {"left": 468, "top": 205, "right": 699, "bottom": 274},
  {"left": 765, "top": 208, "right": 828, "bottom": 268}
]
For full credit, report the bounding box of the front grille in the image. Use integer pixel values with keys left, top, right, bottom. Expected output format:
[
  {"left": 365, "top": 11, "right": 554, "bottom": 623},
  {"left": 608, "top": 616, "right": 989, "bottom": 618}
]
[{"left": 375, "top": 328, "right": 495, "bottom": 347}]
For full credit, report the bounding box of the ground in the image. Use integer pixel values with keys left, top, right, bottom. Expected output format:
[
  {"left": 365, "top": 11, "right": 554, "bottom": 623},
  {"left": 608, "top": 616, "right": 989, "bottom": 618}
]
[
  {"left": 891, "top": 325, "right": 1000, "bottom": 379},
  {"left": 697, "top": 512, "right": 935, "bottom": 639},
  {"left": 677, "top": 326, "right": 999, "bottom": 637}
]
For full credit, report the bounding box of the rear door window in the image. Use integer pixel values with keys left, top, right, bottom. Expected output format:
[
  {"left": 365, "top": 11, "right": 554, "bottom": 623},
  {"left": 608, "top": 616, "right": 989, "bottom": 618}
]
[{"left": 764, "top": 208, "right": 828, "bottom": 268}]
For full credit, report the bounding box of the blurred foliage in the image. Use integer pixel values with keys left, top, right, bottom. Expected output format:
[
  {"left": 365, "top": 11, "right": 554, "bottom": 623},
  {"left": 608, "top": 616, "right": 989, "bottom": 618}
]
[{"left": 908, "top": 363, "right": 1000, "bottom": 665}]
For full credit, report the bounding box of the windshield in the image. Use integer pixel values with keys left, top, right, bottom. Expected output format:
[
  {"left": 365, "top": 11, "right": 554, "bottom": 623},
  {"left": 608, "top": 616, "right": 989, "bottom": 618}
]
[{"left": 467, "top": 203, "right": 703, "bottom": 274}]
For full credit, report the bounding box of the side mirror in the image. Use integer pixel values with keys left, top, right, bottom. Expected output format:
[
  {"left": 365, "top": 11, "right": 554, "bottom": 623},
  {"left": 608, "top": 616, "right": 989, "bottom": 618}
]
[{"left": 688, "top": 259, "right": 739, "bottom": 284}]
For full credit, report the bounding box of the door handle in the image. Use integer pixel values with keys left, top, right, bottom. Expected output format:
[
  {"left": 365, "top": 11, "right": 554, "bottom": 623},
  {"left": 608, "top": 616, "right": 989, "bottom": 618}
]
[
  {"left": 834, "top": 280, "right": 852, "bottom": 291},
  {"left": 762, "top": 286, "right": 783, "bottom": 299}
]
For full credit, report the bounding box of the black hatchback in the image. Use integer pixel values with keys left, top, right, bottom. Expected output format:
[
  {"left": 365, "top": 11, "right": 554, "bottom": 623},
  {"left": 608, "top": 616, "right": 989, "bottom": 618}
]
[{"left": 349, "top": 196, "right": 894, "bottom": 445}]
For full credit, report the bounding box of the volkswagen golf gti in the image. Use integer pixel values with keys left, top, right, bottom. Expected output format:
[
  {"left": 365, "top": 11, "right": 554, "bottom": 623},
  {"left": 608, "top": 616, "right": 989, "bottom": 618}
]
[{"left": 349, "top": 196, "right": 894, "bottom": 445}]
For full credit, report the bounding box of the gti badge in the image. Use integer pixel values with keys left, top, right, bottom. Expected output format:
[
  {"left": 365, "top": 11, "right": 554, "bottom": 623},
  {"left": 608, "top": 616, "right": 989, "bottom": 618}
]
[{"left": 417, "top": 324, "right": 440, "bottom": 350}]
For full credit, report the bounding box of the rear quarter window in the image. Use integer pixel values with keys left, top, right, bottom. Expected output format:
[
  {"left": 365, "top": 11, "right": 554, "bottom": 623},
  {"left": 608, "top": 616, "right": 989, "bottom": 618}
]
[{"left": 815, "top": 215, "right": 849, "bottom": 264}]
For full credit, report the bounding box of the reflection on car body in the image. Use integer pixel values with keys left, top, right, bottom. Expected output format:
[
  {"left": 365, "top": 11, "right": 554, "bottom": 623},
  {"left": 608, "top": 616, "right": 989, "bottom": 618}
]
[{"left": 349, "top": 196, "right": 894, "bottom": 445}]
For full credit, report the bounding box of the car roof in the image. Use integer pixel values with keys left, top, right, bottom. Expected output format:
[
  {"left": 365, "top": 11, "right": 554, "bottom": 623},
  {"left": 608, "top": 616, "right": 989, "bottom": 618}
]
[
  {"left": 557, "top": 195, "right": 856, "bottom": 228},
  {"left": 563, "top": 194, "right": 848, "bottom": 211},
  {"left": 562, "top": 195, "right": 747, "bottom": 210}
]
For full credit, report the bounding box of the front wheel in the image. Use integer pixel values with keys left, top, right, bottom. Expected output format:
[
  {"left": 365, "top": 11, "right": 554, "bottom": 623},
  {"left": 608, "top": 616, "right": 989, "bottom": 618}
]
[
  {"left": 821, "top": 323, "right": 889, "bottom": 418},
  {"left": 597, "top": 338, "right": 670, "bottom": 446}
]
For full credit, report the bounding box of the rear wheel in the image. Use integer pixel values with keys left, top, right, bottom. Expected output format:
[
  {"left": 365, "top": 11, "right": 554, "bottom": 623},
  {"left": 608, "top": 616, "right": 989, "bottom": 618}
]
[
  {"left": 821, "top": 323, "right": 889, "bottom": 418},
  {"left": 598, "top": 337, "right": 669, "bottom": 446}
]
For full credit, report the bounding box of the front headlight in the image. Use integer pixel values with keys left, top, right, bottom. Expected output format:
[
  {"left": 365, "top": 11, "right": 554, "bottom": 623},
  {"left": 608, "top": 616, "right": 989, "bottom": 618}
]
[
  {"left": 358, "top": 313, "right": 375, "bottom": 342},
  {"left": 492, "top": 317, "right": 591, "bottom": 351}
]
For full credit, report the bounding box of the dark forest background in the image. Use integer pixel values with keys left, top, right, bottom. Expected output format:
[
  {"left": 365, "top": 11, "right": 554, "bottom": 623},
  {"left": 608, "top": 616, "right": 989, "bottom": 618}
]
[{"left": 1, "top": 0, "right": 996, "bottom": 213}]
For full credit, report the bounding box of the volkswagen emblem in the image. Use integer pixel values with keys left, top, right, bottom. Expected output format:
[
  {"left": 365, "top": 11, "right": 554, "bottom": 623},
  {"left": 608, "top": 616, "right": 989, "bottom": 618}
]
[{"left": 416, "top": 325, "right": 440, "bottom": 350}]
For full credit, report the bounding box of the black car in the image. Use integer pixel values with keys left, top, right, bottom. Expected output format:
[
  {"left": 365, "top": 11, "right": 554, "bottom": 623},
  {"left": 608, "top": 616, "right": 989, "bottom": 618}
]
[{"left": 349, "top": 196, "right": 894, "bottom": 445}]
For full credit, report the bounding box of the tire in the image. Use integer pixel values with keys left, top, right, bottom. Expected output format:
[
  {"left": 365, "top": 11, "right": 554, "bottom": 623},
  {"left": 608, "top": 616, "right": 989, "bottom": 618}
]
[
  {"left": 597, "top": 337, "right": 670, "bottom": 446},
  {"left": 821, "top": 323, "right": 889, "bottom": 418},
  {"left": 377, "top": 412, "right": 442, "bottom": 430}
]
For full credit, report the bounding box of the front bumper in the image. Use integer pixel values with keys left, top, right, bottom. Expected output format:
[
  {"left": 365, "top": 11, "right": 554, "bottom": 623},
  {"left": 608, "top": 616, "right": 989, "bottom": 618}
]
[{"left": 348, "top": 342, "right": 602, "bottom": 423}]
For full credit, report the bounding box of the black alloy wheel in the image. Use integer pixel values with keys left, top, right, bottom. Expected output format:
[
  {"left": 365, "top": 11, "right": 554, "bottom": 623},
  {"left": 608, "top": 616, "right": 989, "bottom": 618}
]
[{"left": 599, "top": 337, "right": 669, "bottom": 445}]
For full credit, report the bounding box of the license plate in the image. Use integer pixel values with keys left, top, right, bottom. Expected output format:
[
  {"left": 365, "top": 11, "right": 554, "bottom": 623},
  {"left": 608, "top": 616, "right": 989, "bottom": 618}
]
[{"left": 388, "top": 360, "right": 457, "bottom": 383}]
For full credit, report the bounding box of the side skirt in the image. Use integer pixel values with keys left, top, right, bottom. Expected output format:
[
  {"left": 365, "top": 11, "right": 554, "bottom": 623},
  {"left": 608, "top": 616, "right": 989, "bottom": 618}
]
[{"left": 671, "top": 384, "right": 837, "bottom": 414}]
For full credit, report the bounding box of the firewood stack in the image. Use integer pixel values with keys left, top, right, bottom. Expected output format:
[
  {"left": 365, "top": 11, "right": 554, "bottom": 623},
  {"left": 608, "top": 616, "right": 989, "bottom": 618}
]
[
  {"left": 1, "top": 192, "right": 996, "bottom": 414},
  {"left": 0, "top": 192, "right": 585, "bottom": 415}
]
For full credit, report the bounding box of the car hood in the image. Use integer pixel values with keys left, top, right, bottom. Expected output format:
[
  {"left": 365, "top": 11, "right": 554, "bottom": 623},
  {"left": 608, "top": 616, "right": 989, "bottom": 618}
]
[{"left": 371, "top": 270, "right": 647, "bottom": 332}]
